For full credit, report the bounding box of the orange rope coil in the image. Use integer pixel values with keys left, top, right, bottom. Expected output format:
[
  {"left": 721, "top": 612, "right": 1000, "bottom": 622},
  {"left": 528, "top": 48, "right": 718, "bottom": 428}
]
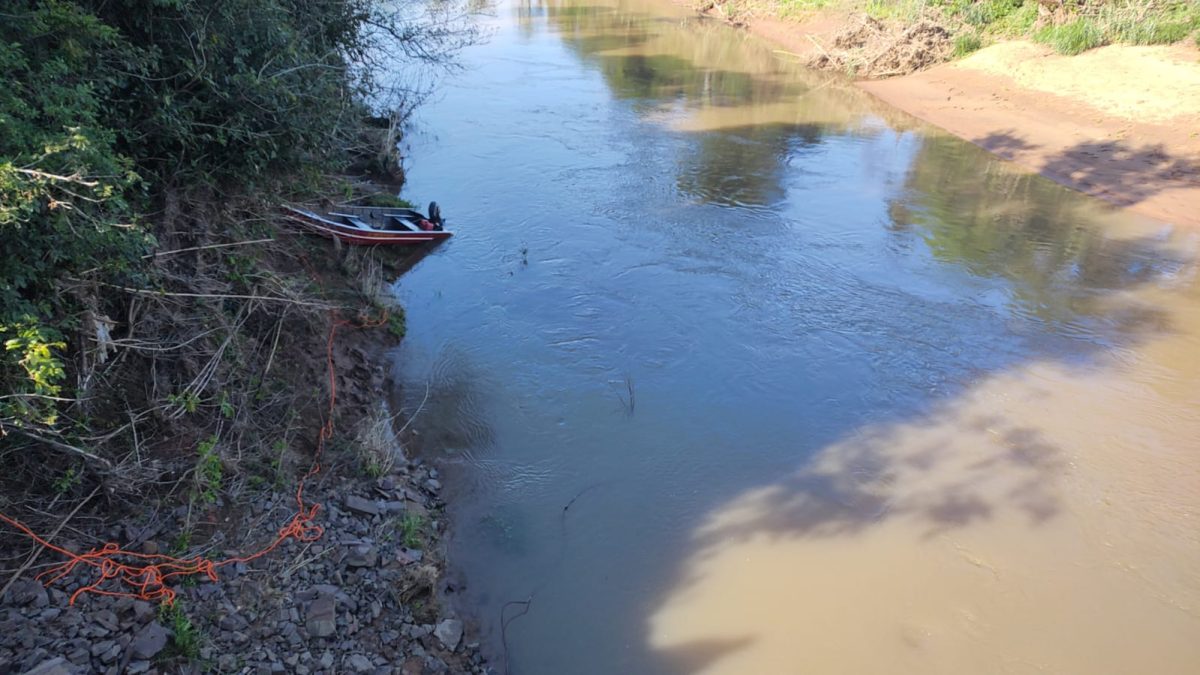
[{"left": 0, "top": 311, "right": 383, "bottom": 606}]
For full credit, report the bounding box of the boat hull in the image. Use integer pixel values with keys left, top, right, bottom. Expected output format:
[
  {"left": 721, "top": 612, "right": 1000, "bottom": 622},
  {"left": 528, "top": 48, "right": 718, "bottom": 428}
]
[{"left": 282, "top": 206, "right": 453, "bottom": 246}]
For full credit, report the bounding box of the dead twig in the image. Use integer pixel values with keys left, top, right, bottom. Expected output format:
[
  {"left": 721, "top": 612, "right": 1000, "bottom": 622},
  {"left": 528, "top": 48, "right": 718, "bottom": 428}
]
[
  {"left": 143, "top": 238, "right": 275, "bottom": 259},
  {"left": 4, "top": 428, "right": 114, "bottom": 470},
  {"left": 0, "top": 484, "right": 102, "bottom": 600}
]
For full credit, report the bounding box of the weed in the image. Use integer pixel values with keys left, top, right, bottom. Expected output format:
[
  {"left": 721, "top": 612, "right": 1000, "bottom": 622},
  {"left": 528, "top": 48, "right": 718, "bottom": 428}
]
[
  {"left": 269, "top": 437, "right": 289, "bottom": 487},
  {"left": 953, "top": 31, "right": 984, "bottom": 56},
  {"left": 219, "top": 391, "right": 234, "bottom": 419},
  {"left": 53, "top": 466, "right": 81, "bottom": 494},
  {"left": 401, "top": 513, "right": 425, "bottom": 549},
  {"left": 387, "top": 310, "right": 407, "bottom": 339},
  {"left": 170, "top": 529, "right": 192, "bottom": 556},
  {"left": 364, "top": 459, "right": 388, "bottom": 479},
  {"left": 1035, "top": 18, "right": 1107, "bottom": 54},
  {"left": 777, "top": 0, "right": 834, "bottom": 16},
  {"left": 224, "top": 254, "right": 256, "bottom": 286},
  {"left": 194, "top": 435, "right": 222, "bottom": 504},
  {"left": 865, "top": 0, "right": 927, "bottom": 22},
  {"left": 167, "top": 391, "right": 201, "bottom": 415},
  {"left": 159, "top": 602, "right": 201, "bottom": 660}
]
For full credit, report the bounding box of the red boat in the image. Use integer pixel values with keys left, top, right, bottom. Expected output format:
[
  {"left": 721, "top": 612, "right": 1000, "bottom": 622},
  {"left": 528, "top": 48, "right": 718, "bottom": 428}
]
[{"left": 282, "top": 203, "right": 453, "bottom": 246}]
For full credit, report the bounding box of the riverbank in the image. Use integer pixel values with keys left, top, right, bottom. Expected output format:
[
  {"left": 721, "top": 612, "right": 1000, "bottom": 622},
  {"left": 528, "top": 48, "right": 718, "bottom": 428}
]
[
  {"left": 0, "top": 209, "right": 487, "bottom": 673},
  {"left": 692, "top": 3, "right": 1200, "bottom": 226}
]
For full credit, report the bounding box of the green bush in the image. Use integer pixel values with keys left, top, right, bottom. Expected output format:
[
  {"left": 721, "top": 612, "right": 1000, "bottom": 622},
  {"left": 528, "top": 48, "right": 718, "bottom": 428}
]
[
  {"left": 1, "top": 0, "right": 473, "bottom": 431},
  {"left": 1035, "top": 18, "right": 1108, "bottom": 54}
]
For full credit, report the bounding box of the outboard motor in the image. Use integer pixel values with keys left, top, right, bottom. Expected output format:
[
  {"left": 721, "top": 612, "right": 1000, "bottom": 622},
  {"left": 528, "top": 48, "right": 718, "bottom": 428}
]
[{"left": 428, "top": 201, "right": 443, "bottom": 230}]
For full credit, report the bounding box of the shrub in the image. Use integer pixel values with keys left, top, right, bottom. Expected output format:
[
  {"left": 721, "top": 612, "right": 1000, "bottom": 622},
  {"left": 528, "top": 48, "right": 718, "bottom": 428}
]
[{"left": 1, "top": 0, "right": 474, "bottom": 434}]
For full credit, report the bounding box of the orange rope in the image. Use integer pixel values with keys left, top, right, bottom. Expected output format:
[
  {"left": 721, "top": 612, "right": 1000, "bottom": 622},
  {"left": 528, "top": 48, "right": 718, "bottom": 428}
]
[{"left": 0, "top": 310, "right": 386, "bottom": 606}]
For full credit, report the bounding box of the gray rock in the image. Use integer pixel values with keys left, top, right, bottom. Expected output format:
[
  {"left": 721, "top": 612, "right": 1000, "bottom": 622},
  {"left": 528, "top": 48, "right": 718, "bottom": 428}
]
[
  {"left": 346, "top": 654, "right": 373, "bottom": 673},
  {"left": 131, "top": 601, "right": 154, "bottom": 624},
  {"left": 93, "top": 609, "right": 119, "bottom": 632},
  {"left": 6, "top": 580, "right": 47, "bottom": 608},
  {"left": 344, "top": 496, "right": 379, "bottom": 516},
  {"left": 320, "top": 651, "right": 335, "bottom": 668},
  {"left": 131, "top": 621, "right": 169, "bottom": 660},
  {"left": 345, "top": 545, "right": 378, "bottom": 568},
  {"left": 434, "top": 619, "right": 463, "bottom": 652},
  {"left": 280, "top": 621, "right": 301, "bottom": 646},
  {"left": 306, "top": 595, "right": 336, "bottom": 638},
  {"left": 396, "top": 548, "right": 423, "bottom": 565},
  {"left": 126, "top": 660, "right": 151, "bottom": 674},
  {"left": 90, "top": 640, "right": 116, "bottom": 657},
  {"left": 98, "top": 643, "right": 120, "bottom": 665},
  {"left": 219, "top": 613, "right": 248, "bottom": 631},
  {"left": 20, "top": 657, "right": 71, "bottom": 675}
]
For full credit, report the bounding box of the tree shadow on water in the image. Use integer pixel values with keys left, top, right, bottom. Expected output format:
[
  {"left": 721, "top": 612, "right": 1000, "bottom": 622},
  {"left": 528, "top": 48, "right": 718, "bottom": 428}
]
[
  {"left": 689, "top": 411, "right": 1068, "bottom": 554},
  {"left": 971, "top": 129, "right": 1200, "bottom": 212}
]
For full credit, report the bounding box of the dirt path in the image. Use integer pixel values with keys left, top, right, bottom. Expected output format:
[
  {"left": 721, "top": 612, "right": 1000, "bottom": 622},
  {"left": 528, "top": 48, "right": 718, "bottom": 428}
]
[{"left": 859, "top": 41, "right": 1200, "bottom": 227}]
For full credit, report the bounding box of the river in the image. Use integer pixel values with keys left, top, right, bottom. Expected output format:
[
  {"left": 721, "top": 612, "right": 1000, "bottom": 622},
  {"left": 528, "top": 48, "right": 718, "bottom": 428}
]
[{"left": 392, "top": 0, "right": 1200, "bottom": 673}]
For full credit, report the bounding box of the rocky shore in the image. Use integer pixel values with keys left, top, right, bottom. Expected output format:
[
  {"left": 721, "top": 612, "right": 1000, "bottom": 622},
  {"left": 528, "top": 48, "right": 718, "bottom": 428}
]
[{"left": 1, "top": 457, "right": 486, "bottom": 675}]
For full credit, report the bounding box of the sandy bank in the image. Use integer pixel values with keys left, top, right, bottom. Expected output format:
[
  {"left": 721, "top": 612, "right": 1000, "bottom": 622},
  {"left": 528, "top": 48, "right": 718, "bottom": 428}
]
[
  {"left": 709, "top": 6, "right": 1200, "bottom": 226},
  {"left": 860, "top": 41, "right": 1200, "bottom": 227}
]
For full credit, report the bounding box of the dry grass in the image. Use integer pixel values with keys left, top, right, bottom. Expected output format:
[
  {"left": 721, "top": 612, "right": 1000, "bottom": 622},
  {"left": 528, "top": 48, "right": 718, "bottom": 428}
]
[{"left": 356, "top": 403, "right": 405, "bottom": 478}]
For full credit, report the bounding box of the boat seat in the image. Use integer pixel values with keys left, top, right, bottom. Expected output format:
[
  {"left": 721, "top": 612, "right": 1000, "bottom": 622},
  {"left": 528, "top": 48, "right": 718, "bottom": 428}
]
[
  {"left": 330, "top": 213, "right": 375, "bottom": 230},
  {"left": 385, "top": 215, "right": 420, "bottom": 232}
]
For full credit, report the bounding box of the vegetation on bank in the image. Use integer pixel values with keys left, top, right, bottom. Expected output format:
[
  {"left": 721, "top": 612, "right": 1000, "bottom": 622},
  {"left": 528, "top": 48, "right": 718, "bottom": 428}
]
[
  {"left": 711, "top": 0, "right": 1200, "bottom": 56},
  {"left": 1, "top": 1, "right": 473, "bottom": 516}
]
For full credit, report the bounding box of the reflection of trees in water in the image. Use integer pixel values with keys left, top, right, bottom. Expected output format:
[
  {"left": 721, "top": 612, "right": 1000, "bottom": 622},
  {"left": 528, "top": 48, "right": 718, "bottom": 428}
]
[
  {"left": 677, "top": 123, "right": 823, "bottom": 207},
  {"left": 533, "top": 0, "right": 788, "bottom": 107},
  {"left": 529, "top": 0, "right": 836, "bottom": 207},
  {"left": 888, "top": 135, "right": 1189, "bottom": 329}
]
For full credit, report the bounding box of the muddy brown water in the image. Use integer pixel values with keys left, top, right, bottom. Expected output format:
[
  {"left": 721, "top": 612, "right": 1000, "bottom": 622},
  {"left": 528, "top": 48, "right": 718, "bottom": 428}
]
[{"left": 390, "top": 1, "right": 1200, "bottom": 673}]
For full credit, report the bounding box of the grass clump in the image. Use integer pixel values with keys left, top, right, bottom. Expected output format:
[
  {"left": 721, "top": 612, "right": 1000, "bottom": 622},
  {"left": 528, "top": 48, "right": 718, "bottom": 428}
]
[
  {"left": 1034, "top": 18, "right": 1108, "bottom": 54},
  {"left": 1112, "top": 17, "right": 1196, "bottom": 45},
  {"left": 401, "top": 513, "right": 425, "bottom": 548},
  {"left": 953, "top": 31, "right": 985, "bottom": 56},
  {"left": 159, "top": 602, "right": 201, "bottom": 660}
]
